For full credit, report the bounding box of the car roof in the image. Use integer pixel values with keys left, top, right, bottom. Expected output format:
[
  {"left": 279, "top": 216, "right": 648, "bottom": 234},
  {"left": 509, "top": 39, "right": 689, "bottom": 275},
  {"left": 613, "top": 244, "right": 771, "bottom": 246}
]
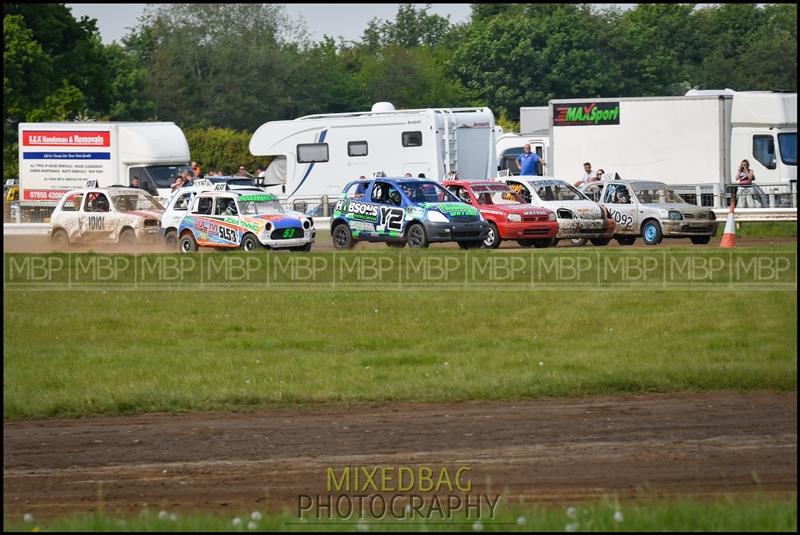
[
  {"left": 63, "top": 187, "right": 145, "bottom": 196},
  {"left": 196, "top": 190, "right": 277, "bottom": 198}
]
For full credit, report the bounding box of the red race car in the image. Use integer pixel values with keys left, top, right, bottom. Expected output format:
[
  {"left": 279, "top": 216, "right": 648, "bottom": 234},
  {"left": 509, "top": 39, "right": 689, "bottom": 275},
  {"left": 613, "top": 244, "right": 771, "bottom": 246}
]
[{"left": 443, "top": 180, "right": 558, "bottom": 248}]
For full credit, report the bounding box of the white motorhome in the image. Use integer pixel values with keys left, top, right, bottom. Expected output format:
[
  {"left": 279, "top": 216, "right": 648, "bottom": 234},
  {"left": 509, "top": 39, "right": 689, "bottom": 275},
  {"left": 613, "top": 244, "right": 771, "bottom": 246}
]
[
  {"left": 18, "top": 122, "right": 192, "bottom": 214},
  {"left": 499, "top": 91, "right": 797, "bottom": 207},
  {"left": 249, "top": 103, "right": 497, "bottom": 203}
]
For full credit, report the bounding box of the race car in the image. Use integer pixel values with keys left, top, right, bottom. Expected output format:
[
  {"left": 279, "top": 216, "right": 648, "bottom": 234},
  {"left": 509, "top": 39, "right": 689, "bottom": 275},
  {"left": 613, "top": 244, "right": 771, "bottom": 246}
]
[
  {"left": 49, "top": 184, "right": 164, "bottom": 247},
  {"left": 177, "top": 190, "right": 315, "bottom": 252},
  {"left": 500, "top": 176, "right": 615, "bottom": 246},
  {"left": 580, "top": 180, "right": 718, "bottom": 245},
  {"left": 161, "top": 180, "right": 263, "bottom": 249},
  {"left": 330, "top": 177, "right": 489, "bottom": 249},
  {"left": 443, "top": 179, "right": 558, "bottom": 248}
]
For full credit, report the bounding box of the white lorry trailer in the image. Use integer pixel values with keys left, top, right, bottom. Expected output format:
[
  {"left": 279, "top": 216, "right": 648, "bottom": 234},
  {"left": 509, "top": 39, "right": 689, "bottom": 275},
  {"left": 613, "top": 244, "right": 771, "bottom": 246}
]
[
  {"left": 249, "top": 102, "right": 497, "bottom": 208},
  {"left": 498, "top": 91, "right": 797, "bottom": 207},
  {"left": 17, "top": 122, "right": 192, "bottom": 218}
]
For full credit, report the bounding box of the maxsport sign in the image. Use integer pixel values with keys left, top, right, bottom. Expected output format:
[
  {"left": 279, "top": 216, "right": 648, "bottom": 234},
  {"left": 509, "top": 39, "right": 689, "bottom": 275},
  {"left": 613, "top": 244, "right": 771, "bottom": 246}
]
[{"left": 553, "top": 102, "right": 620, "bottom": 126}]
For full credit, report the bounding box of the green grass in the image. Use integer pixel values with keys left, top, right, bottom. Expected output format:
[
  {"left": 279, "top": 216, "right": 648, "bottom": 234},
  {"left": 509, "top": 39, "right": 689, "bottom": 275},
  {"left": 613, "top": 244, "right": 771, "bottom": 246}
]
[
  {"left": 3, "top": 247, "right": 796, "bottom": 420},
  {"left": 733, "top": 221, "right": 797, "bottom": 238},
  {"left": 4, "top": 495, "right": 796, "bottom": 531}
]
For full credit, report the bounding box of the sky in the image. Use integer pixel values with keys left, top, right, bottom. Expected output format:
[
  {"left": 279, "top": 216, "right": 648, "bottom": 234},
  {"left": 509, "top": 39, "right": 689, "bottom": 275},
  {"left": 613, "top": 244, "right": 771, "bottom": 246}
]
[{"left": 65, "top": 3, "right": 474, "bottom": 44}]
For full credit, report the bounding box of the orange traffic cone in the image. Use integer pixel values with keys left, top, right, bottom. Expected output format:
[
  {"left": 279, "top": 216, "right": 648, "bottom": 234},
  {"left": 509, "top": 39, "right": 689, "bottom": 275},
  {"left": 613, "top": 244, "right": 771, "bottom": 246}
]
[{"left": 719, "top": 197, "right": 736, "bottom": 248}]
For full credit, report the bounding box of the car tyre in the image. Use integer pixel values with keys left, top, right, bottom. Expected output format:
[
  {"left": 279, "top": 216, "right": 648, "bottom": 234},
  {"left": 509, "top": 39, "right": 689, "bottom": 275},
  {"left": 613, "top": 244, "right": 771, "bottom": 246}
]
[
  {"left": 241, "top": 233, "right": 260, "bottom": 252},
  {"left": 642, "top": 220, "right": 663, "bottom": 245},
  {"left": 332, "top": 223, "right": 353, "bottom": 250},
  {"left": 51, "top": 229, "right": 70, "bottom": 250},
  {"left": 483, "top": 223, "right": 502, "bottom": 249},
  {"left": 406, "top": 223, "right": 429, "bottom": 249},
  {"left": 533, "top": 239, "right": 551, "bottom": 248},
  {"left": 119, "top": 228, "right": 137, "bottom": 247},
  {"left": 590, "top": 238, "right": 611, "bottom": 246},
  {"left": 616, "top": 236, "right": 636, "bottom": 246},
  {"left": 550, "top": 238, "right": 560, "bottom": 247},
  {"left": 179, "top": 232, "right": 198, "bottom": 253},
  {"left": 690, "top": 235, "right": 712, "bottom": 245},
  {"left": 570, "top": 238, "right": 588, "bottom": 247},
  {"left": 164, "top": 229, "right": 178, "bottom": 250},
  {"left": 386, "top": 241, "right": 406, "bottom": 248}
]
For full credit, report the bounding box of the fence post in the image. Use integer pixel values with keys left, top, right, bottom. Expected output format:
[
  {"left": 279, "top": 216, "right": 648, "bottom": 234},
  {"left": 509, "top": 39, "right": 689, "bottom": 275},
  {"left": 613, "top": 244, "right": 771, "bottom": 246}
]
[
  {"left": 694, "top": 185, "right": 702, "bottom": 206},
  {"left": 712, "top": 184, "right": 720, "bottom": 208},
  {"left": 321, "top": 195, "right": 329, "bottom": 217}
]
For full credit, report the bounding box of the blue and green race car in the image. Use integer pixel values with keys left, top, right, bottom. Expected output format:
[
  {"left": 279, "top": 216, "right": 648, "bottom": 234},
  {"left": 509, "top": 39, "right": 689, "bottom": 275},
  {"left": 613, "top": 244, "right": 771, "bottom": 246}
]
[{"left": 330, "top": 178, "right": 489, "bottom": 249}]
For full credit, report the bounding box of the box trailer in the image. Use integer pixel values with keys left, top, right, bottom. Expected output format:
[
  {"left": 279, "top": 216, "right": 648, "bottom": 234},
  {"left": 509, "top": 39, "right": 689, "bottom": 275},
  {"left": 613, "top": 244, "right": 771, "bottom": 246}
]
[
  {"left": 249, "top": 102, "right": 497, "bottom": 203},
  {"left": 18, "top": 122, "right": 192, "bottom": 212}
]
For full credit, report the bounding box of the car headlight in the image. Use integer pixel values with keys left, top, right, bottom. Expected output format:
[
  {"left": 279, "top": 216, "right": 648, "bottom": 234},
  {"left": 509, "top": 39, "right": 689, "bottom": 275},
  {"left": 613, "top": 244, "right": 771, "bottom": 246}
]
[
  {"left": 548, "top": 212, "right": 556, "bottom": 222},
  {"left": 303, "top": 219, "right": 311, "bottom": 229},
  {"left": 507, "top": 213, "right": 522, "bottom": 222},
  {"left": 427, "top": 210, "right": 449, "bottom": 223},
  {"left": 264, "top": 222, "right": 273, "bottom": 232},
  {"left": 708, "top": 211, "right": 716, "bottom": 221},
  {"left": 668, "top": 210, "right": 683, "bottom": 220}
]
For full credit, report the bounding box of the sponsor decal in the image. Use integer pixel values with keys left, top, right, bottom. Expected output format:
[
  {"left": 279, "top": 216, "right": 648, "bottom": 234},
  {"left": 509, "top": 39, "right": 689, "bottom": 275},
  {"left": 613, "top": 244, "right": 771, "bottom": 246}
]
[
  {"left": 23, "top": 152, "right": 111, "bottom": 160},
  {"left": 22, "top": 131, "right": 111, "bottom": 147},
  {"left": 553, "top": 102, "right": 620, "bottom": 126},
  {"left": 425, "top": 203, "right": 478, "bottom": 218},
  {"left": 238, "top": 194, "right": 278, "bottom": 202},
  {"left": 23, "top": 189, "right": 69, "bottom": 201},
  {"left": 337, "top": 198, "right": 380, "bottom": 222}
]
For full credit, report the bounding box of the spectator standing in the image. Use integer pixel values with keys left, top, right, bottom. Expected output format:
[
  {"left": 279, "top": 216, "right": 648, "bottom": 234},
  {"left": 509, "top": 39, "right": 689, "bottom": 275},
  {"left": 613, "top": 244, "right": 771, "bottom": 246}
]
[
  {"left": 516, "top": 144, "right": 545, "bottom": 176},
  {"left": 735, "top": 159, "right": 756, "bottom": 207}
]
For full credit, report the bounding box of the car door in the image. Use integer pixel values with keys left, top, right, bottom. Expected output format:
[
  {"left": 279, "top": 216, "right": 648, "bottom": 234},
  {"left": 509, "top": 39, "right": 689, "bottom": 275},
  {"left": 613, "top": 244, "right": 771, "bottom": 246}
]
[
  {"left": 371, "top": 181, "right": 405, "bottom": 236},
  {"left": 210, "top": 196, "right": 240, "bottom": 245},
  {"left": 82, "top": 191, "right": 114, "bottom": 241},
  {"left": 168, "top": 190, "right": 194, "bottom": 229},
  {"left": 603, "top": 184, "right": 637, "bottom": 233}
]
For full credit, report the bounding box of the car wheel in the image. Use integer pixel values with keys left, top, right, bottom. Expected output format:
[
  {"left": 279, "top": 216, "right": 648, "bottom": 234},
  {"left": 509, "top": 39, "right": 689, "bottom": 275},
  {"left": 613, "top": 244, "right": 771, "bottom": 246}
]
[
  {"left": 590, "top": 238, "right": 611, "bottom": 246},
  {"left": 119, "top": 228, "right": 137, "bottom": 247},
  {"left": 179, "top": 233, "right": 198, "bottom": 253},
  {"left": 642, "top": 220, "right": 663, "bottom": 245},
  {"left": 406, "top": 223, "right": 429, "bottom": 249},
  {"left": 51, "top": 229, "right": 70, "bottom": 250},
  {"left": 332, "top": 224, "right": 353, "bottom": 249},
  {"left": 386, "top": 241, "right": 406, "bottom": 248},
  {"left": 457, "top": 241, "right": 482, "bottom": 249},
  {"left": 570, "top": 238, "right": 588, "bottom": 247},
  {"left": 616, "top": 236, "right": 636, "bottom": 246},
  {"left": 483, "top": 223, "right": 501, "bottom": 249},
  {"left": 533, "top": 239, "right": 551, "bottom": 248},
  {"left": 550, "top": 238, "right": 560, "bottom": 247},
  {"left": 241, "top": 233, "right": 260, "bottom": 252},
  {"left": 164, "top": 230, "right": 178, "bottom": 250},
  {"left": 690, "top": 235, "right": 712, "bottom": 245}
]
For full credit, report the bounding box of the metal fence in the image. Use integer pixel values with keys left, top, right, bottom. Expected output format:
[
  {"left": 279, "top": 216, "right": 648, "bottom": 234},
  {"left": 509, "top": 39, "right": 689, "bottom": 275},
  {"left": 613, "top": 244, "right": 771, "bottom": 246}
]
[{"left": 670, "top": 182, "right": 797, "bottom": 209}]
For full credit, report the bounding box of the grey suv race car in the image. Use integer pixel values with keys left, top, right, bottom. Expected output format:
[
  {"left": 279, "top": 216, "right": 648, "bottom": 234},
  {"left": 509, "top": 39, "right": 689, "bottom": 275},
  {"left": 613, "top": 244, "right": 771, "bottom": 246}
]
[{"left": 580, "top": 180, "right": 719, "bottom": 245}]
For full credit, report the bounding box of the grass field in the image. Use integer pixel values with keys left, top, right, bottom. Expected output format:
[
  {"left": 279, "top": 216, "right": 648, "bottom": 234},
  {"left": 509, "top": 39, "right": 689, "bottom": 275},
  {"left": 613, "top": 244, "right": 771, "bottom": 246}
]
[
  {"left": 4, "top": 246, "right": 796, "bottom": 420},
  {"left": 4, "top": 495, "right": 796, "bottom": 532}
]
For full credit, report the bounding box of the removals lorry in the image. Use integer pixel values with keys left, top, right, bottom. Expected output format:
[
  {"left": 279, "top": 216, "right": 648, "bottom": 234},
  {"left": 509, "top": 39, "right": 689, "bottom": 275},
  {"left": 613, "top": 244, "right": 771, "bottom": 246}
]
[{"left": 18, "top": 122, "right": 192, "bottom": 217}]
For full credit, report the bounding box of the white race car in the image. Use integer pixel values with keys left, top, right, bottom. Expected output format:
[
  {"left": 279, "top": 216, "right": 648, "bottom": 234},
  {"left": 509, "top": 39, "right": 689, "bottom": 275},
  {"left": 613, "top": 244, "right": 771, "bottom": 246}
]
[
  {"left": 498, "top": 176, "right": 615, "bottom": 246},
  {"left": 161, "top": 180, "right": 263, "bottom": 249},
  {"left": 49, "top": 185, "right": 164, "bottom": 247}
]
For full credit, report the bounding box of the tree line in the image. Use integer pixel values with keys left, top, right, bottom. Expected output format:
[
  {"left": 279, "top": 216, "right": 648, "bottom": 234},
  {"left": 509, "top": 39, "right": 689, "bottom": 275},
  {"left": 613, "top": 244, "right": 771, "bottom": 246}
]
[{"left": 4, "top": 3, "right": 797, "bottom": 179}]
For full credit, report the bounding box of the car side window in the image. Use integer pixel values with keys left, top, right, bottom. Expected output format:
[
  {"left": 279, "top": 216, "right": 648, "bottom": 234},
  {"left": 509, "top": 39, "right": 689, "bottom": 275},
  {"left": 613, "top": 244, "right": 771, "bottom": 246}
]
[
  {"left": 62, "top": 193, "right": 84, "bottom": 212},
  {"left": 214, "top": 197, "right": 238, "bottom": 216},
  {"left": 195, "top": 197, "right": 213, "bottom": 215},
  {"left": 446, "top": 185, "right": 471, "bottom": 204},
  {"left": 605, "top": 184, "right": 632, "bottom": 204},
  {"left": 84, "top": 192, "right": 110, "bottom": 213},
  {"left": 507, "top": 181, "right": 531, "bottom": 203},
  {"left": 173, "top": 192, "right": 193, "bottom": 211}
]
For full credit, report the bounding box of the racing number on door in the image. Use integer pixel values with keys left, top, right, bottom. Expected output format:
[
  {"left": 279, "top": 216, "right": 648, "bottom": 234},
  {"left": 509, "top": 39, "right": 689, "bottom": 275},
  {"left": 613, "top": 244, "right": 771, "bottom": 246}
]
[
  {"left": 379, "top": 207, "right": 404, "bottom": 233},
  {"left": 218, "top": 226, "right": 237, "bottom": 242},
  {"left": 609, "top": 210, "right": 633, "bottom": 228}
]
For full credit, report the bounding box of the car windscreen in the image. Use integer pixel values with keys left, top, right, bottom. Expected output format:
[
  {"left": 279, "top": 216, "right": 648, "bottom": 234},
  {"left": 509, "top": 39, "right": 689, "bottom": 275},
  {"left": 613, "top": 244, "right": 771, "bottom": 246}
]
[
  {"left": 110, "top": 192, "right": 164, "bottom": 212},
  {"left": 237, "top": 194, "right": 284, "bottom": 215},
  {"left": 471, "top": 184, "right": 523, "bottom": 205},
  {"left": 631, "top": 183, "right": 685, "bottom": 204},
  {"left": 399, "top": 181, "right": 461, "bottom": 203},
  {"left": 530, "top": 180, "right": 584, "bottom": 201}
]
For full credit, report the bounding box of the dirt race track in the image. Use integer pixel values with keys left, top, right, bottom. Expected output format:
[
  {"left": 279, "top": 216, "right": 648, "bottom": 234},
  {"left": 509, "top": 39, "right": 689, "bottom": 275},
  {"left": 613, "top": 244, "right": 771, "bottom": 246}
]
[{"left": 3, "top": 392, "right": 797, "bottom": 518}]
